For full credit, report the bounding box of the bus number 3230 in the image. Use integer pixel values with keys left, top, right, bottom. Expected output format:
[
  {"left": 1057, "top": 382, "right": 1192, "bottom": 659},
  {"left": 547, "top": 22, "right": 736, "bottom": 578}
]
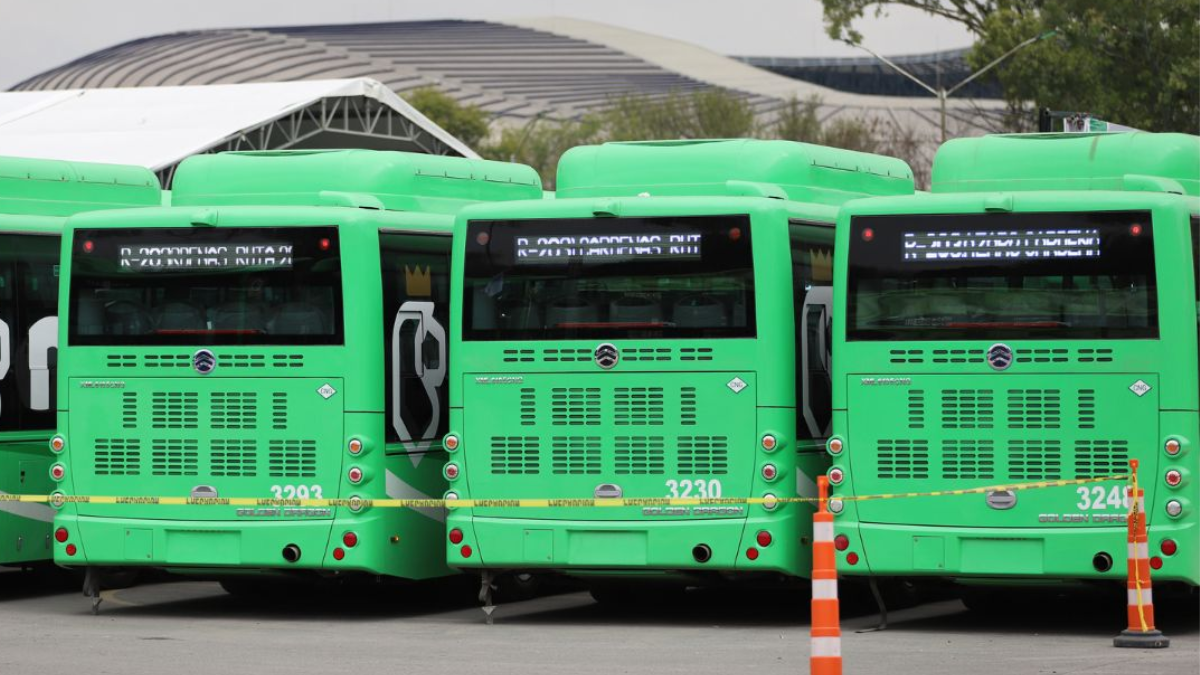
[{"left": 665, "top": 479, "right": 722, "bottom": 499}]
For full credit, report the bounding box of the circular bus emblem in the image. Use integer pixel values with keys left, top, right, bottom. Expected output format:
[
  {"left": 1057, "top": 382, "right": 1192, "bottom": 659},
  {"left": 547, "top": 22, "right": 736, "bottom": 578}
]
[
  {"left": 986, "top": 343, "right": 1014, "bottom": 371},
  {"left": 192, "top": 349, "right": 216, "bottom": 375},
  {"left": 594, "top": 343, "right": 619, "bottom": 370}
]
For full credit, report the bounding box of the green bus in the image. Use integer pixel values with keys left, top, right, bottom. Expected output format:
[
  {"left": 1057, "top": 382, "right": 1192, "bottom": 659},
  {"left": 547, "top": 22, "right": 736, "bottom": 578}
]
[
  {"left": 444, "top": 140, "right": 913, "bottom": 599},
  {"left": 0, "top": 156, "right": 160, "bottom": 569},
  {"left": 50, "top": 150, "right": 541, "bottom": 599},
  {"left": 829, "top": 132, "right": 1199, "bottom": 594}
]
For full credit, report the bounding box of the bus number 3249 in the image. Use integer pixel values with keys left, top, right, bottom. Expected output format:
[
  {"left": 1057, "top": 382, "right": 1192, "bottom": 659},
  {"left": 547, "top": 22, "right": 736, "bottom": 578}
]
[{"left": 665, "top": 479, "right": 722, "bottom": 499}]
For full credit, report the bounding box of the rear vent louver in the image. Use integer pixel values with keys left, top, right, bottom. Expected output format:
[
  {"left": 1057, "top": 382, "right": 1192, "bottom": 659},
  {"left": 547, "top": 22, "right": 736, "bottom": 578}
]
[
  {"left": 268, "top": 440, "right": 317, "bottom": 478},
  {"left": 272, "top": 354, "right": 304, "bottom": 368},
  {"left": 223, "top": 354, "right": 266, "bottom": 368},
  {"left": 121, "top": 392, "right": 138, "bottom": 429},
  {"left": 1007, "top": 389, "right": 1062, "bottom": 429},
  {"left": 1016, "top": 348, "right": 1070, "bottom": 364},
  {"left": 907, "top": 390, "right": 926, "bottom": 430},
  {"left": 211, "top": 440, "right": 257, "bottom": 477},
  {"left": 144, "top": 354, "right": 189, "bottom": 368},
  {"left": 932, "top": 349, "right": 984, "bottom": 364},
  {"left": 615, "top": 436, "right": 666, "bottom": 475},
  {"left": 107, "top": 355, "right": 136, "bottom": 369},
  {"left": 940, "top": 389, "right": 995, "bottom": 429},
  {"left": 551, "top": 436, "right": 601, "bottom": 475},
  {"left": 550, "top": 387, "right": 601, "bottom": 426},
  {"left": 93, "top": 439, "right": 141, "bottom": 476},
  {"left": 1077, "top": 389, "right": 1097, "bottom": 429},
  {"left": 151, "top": 440, "right": 199, "bottom": 476},
  {"left": 541, "top": 348, "right": 590, "bottom": 362},
  {"left": 876, "top": 440, "right": 930, "bottom": 479},
  {"left": 941, "top": 440, "right": 995, "bottom": 480},
  {"left": 678, "top": 436, "right": 729, "bottom": 475},
  {"left": 622, "top": 348, "right": 673, "bottom": 362},
  {"left": 1076, "top": 348, "right": 1114, "bottom": 363},
  {"left": 503, "top": 349, "right": 535, "bottom": 363},
  {"left": 271, "top": 392, "right": 288, "bottom": 430},
  {"left": 680, "top": 387, "right": 698, "bottom": 426},
  {"left": 889, "top": 349, "right": 924, "bottom": 364},
  {"left": 614, "top": 387, "right": 664, "bottom": 426},
  {"left": 151, "top": 392, "right": 199, "bottom": 430},
  {"left": 489, "top": 436, "right": 541, "bottom": 474},
  {"left": 519, "top": 388, "right": 536, "bottom": 426},
  {"left": 1007, "top": 440, "right": 1062, "bottom": 480},
  {"left": 1073, "top": 440, "right": 1129, "bottom": 478},
  {"left": 679, "top": 347, "right": 713, "bottom": 362},
  {"left": 211, "top": 392, "right": 258, "bottom": 430}
]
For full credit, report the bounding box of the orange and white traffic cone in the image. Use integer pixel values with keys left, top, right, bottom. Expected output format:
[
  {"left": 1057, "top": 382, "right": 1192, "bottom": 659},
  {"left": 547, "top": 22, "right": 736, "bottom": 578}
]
[
  {"left": 811, "top": 475, "right": 842, "bottom": 674},
  {"left": 1113, "top": 459, "right": 1170, "bottom": 649}
]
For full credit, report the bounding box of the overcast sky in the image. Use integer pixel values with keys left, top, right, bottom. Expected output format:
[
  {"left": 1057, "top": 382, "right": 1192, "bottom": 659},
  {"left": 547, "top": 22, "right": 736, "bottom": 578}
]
[{"left": 0, "top": 0, "right": 973, "bottom": 89}]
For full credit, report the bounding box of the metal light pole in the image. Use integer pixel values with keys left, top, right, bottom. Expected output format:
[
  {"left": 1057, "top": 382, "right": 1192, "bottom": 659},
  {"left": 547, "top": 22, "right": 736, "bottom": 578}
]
[{"left": 844, "top": 30, "right": 1058, "bottom": 143}]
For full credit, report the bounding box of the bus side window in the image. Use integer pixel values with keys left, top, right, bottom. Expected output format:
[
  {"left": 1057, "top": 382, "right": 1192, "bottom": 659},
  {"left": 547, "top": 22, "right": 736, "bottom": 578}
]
[
  {"left": 789, "top": 222, "right": 834, "bottom": 442},
  {"left": 379, "top": 233, "right": 452, "bottom": 448}
]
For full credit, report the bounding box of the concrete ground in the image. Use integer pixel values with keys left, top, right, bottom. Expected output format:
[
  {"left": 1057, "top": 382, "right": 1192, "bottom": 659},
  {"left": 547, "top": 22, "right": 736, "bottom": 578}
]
[{"left": 0, "top": 568, "right": 1195, "bottom": 675}]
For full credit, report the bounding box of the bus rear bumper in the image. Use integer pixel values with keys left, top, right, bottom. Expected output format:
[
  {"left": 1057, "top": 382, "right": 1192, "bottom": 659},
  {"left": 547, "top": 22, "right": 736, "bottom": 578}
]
[
  {"left": 839, "top": 521, "right": 1199, "bottom": 585},
  {"left": 55, "top": 514, "right": 372, "bottom": 575},
  {"left": 448, "top": 512, "right": 808, "bottom": 577}
]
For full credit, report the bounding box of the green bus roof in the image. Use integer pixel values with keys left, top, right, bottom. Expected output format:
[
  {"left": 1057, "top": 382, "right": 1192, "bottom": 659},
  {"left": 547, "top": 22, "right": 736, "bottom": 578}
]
[
  {"left": 932, "top": 132, "right": 1200, "bottom": 196},
  {"left": 555, "top": 139, "right": 914, "bottom": 205},
  {"left": 171, "top": 150, "right": 543, "bottom": 213},
  {"left": 0, "top": 155, "right": 161, "bottom": 218}
]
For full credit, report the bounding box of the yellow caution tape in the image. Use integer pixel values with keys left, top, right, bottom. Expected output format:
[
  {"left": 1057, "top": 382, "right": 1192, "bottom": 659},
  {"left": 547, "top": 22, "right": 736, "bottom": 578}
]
[{"left": 0, "top": 474, "right": 1127, "bottom": 510}]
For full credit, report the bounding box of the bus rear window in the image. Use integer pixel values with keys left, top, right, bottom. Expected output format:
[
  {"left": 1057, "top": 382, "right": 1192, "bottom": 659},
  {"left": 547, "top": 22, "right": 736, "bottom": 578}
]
[
  {"left": 69, "top": 227, "right": 343, "bottom": 346},
  {"left": 463, "top": 216, "right": 754, "bottom": 341},
  {"left": 847, "top": 211, "right": 1157, "bottom": 341}
]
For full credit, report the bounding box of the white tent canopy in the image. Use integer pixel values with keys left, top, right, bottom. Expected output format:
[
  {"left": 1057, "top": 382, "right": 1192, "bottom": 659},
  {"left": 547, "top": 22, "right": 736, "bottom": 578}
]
[{"left": 0, "top": 78, "right": 476, "bottom": 184}]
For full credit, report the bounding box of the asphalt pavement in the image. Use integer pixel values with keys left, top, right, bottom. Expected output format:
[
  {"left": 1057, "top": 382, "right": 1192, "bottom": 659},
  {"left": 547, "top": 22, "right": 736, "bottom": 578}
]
[{"left": 0, "top": 568, "right": 1195, "bottom": 675}]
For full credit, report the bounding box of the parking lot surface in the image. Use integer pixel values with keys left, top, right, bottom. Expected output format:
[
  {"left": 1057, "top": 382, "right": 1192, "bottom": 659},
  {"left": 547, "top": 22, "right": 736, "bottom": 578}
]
[{"left": 0, "top": 569, "right": 1195, "bottom": 675}]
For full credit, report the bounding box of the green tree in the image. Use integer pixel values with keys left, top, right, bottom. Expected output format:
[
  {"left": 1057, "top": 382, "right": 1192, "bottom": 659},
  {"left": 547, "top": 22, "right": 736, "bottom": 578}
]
[
  {"left": 404, "top": 87, "right": 491, "bottom": 148},
  {"left": 478, "top": 115, "right": 604, "bottom": 190},
  {"left": 772, "top": 95, "right": 824, "bottom": 143},
  {"left": 820, "top": 1, "right": 997, "bottom": 44}
]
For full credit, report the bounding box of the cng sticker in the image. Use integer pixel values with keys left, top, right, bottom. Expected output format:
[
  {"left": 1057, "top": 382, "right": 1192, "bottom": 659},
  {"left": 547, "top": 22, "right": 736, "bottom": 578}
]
[
  {"left": 726, "top": 377, "right": 748, "bottom": 394},
  {"left": 317, "top": 383, "right": 337, "bottom": 400},
  {"left": 1129, "top": 380, "right": 1151, "bottom": 397}
]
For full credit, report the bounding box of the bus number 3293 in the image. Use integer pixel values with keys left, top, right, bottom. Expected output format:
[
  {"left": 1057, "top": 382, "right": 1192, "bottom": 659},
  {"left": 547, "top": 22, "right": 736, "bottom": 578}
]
[
  {"left": 665, "top": 479, "right": 722, "bottom": 499},
  {"left": 270, "top": 485, "right": 324, "bottom": 499}
]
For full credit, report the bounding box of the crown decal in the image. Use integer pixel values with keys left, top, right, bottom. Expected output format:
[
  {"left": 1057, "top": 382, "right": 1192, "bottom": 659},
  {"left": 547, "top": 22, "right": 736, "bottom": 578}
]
[
  {"left": 810, "top": 249, "right": 832, "bottom": 282},
  {"left": 405, "top": 265, "right": 432, "bottom": 297}
]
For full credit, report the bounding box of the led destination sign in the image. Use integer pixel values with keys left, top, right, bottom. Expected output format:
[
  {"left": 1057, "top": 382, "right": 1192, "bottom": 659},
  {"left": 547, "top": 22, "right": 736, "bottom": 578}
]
[
  {"left": 117, "top": 243, "right": 294, "bottom": 271},
  {"left": 513, "top": 232, "right": 702, "bottom": 264},
  {"left": 902, "top": 228, "right": 1102, "bottom": 262}
]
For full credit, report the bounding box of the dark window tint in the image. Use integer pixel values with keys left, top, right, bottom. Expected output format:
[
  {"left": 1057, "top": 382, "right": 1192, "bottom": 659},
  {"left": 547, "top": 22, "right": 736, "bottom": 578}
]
[
  {"left": 381, "top": 232, "right": 451, "bottom": 448},
  {"left": 68, "top": 227, "right": 342, "bottom": 346},
  {"left": 464, "top": 216, "right": 755, "bottom": 341},
  {"left": 847, "top": 212, "right": 1157, "bottom": 341},
  {"left": 790, "top": 222, "right": 834, "bottom": 441},
  {"left": 0, "top": 233, "right": 59, "bottom": 432}
]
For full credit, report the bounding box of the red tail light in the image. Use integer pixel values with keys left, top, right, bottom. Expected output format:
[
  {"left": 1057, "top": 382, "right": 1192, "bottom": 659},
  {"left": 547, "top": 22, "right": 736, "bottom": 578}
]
[
  {"left": 1149, "top": 556, "right": 1163, "bottom": 570},
  {"left": 756, "top": 531, "right": 772, "bottom": 547},
  {"left": 1161, "top": 539, "right": 1178, "bottom": 556},
  {"left": 448, "top": 528, "right": 464, "bottom": 545},
  {"left": 761, "top": 464, "right": 778, "bottom": 481},
  {"left": 828, "top": 467, "right": 844, "bottom": 485},
  {"left": 332, "top": 548, "right": 345, "bottom": 561},
  {"left": 348, "top": 467, "right": 363, "bottom": 484},
  {"left": 342, "top": 532, "right": 358, "bottom": 548},
  {"left": 746, "top": 547, "right": 759, "bottom": 560},
  {"left": 761, "top": 435, "right": 777, "bottom": 451},
  {"left": 1165, "top": 470, "right": 1182, "bottom": 487},
  {"left": 846, "top": 552, "right": 860, "bottom": 565},
  {"left": 65, "top": 544, "right": 77, "bottom": 556},
  {"left": 834, "top": 534, "right": 849, "bottom": 551},
  {"left": 1165, "top": 439, "right": 1181, "bottom": 455},
  {"left": 461, "top": 545, "right": 473, "bottom": 558},
  {"left": 54, "top": 528, "right": 69, "bottom": 543}
]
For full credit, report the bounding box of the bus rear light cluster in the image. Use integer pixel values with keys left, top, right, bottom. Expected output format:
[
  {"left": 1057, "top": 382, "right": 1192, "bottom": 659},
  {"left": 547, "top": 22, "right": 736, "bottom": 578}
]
[
  {"left": 50, "top": 464, "right": 65, "bottom": 481},
  {"left": 761, "top": 464, "right": 778, "bottom": 481},
  {"left": 1161, "top": 539, "right": 1178, "bottom": 556},
  {"left": 342, "top": 532, "right": 358, "bottom": 548},
  {"left": 827, "top": 438, "right": 844, "bottom": 455},
  {"left": 54, "top": 528, "right": 69, "bottom": 543},
  {"left": 449, "top": 528, "right": 464, "bottom": 545},
  {"left": 444, "top": 434, "right": 460, "bottom": 452},
  {"left": 761, "top": 494, "right": 778, "bottom": 511},
  {"left": 745, "top": 547, "right": 759, "bottom": 560},
  {"left": 1165, "top": 470, "right": 1182, "bottom": 487},
  {"left": 348, "top": 439, "right": 363, "bottom": 455},
  {"left": 756, "top": 531, "right": 772, "bottom": 547},
  {"left": 1165, "top": 500, "right": 1184, "bottom": 517},
  {"left": 1165, "top": 439, "right": 1181, "bottom": 456},
  {"left": 445, "top": 492, "right": 460, "bottom": 502},
  {"left": 761, "top": 435, "right": 777, "bottom": 452},
  {"left": 50, "top": 436, "right": 65, "bottom": 453},
  {"left": 347, "top": 467, "right": 364, "bottom": 484},
  {"left": 828, "top": 499, "right": 844, "bottom": 514},
  {"left": 834, "top": 534, "right": 849, "bottom": 551},
  {"left": 444, "top": 463, "right": 460, "bottom": 480},
  {"left": 828, "top": 468, "right": 845, "bottom": 485}
]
